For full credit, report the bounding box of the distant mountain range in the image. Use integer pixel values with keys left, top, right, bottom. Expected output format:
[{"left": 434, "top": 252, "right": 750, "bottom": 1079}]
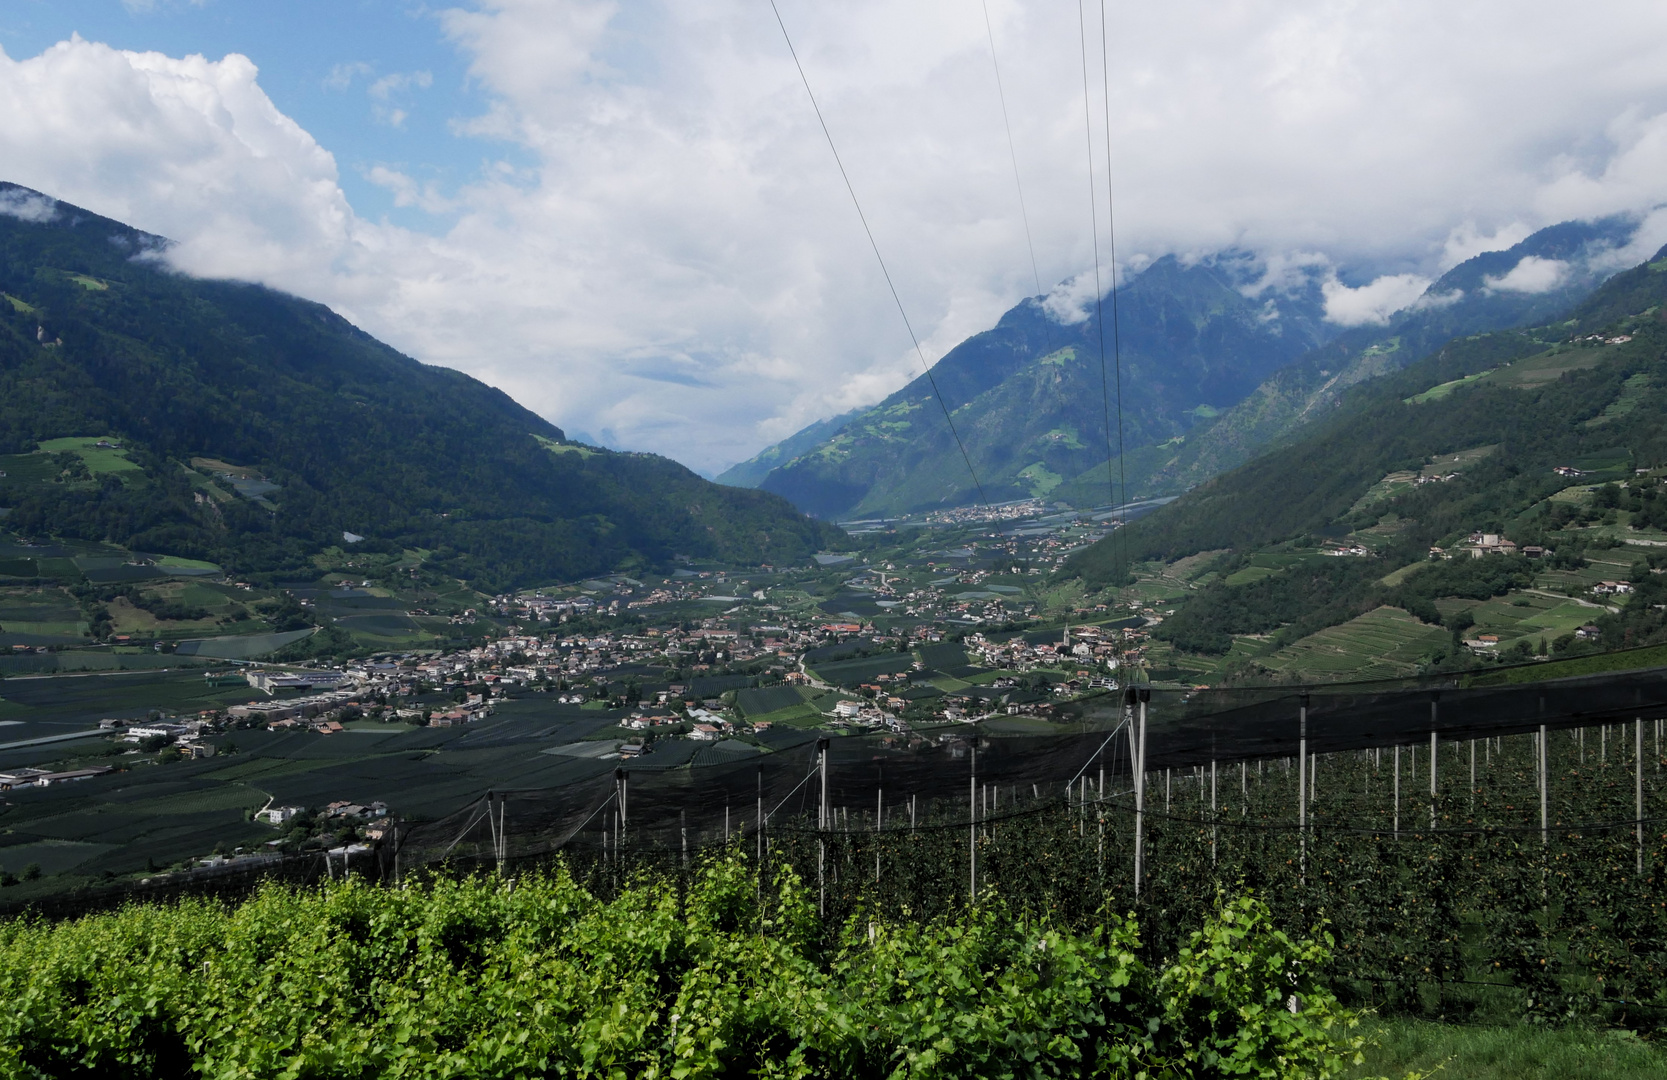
[
  {"left": 720, "top": 217, "right": 1641, "bottom": 520},
  {"left": 0, "top": 184, "right": 840, "bottom": 590},
  {"left": 1062, "top": 235, "right": 1667, "bottom": 659},
  {"left": 721, "top": 250, "right": 1338, "bottom": 517}
]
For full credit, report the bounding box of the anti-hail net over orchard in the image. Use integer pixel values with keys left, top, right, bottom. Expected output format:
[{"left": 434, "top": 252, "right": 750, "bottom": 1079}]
[{"left": 399, "top": 663, "right": 1667, "bottom": 872}]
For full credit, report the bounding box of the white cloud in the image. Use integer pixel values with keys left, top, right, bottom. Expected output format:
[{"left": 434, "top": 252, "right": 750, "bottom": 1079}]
[
  {"left": 10, "top": 3, "right": 1667, "bottom": 472},
  {"left": 1483, "top": 255, "right": 1567, "bottom": 294},
  {"left": 1040, "top": 272, "right": 1101, "bottom": 324},
  {"left": 324, "top": 62, "right": 373, "bottom": 91},
  {"left": 0, "top": 188, "right": 60, "bottom": 223},
  {"left": 1321, "top": 273, "right": 1431, "bottom": 326},
  {"left": 1440, "top": 221, "right": 1532, "bottom": 270},
  {"left": 366, "top": 166, "right": 457, "bottom": 214}
]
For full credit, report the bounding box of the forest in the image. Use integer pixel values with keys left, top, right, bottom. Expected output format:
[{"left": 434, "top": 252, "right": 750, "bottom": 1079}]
[{"left": 0, "top": 199, "right": 841, "bottom": 591}]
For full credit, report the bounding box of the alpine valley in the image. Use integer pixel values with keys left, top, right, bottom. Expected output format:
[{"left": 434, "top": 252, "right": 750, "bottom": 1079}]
[{"left": 721, "top": 217, "right": 1641, "bottom": 520}]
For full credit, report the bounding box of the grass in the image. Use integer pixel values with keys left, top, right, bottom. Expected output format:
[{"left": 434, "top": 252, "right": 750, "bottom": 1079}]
[
  {"left": 1464, "top": 641, "right": 1667, "bottom": 687},
  {"left": 1406, "top": 370, "right": 1494, "bottom": 404},
  {"left": 1345, "top": 1018, "right": 1667, "bottom": 1080},
  {"left": 1261, "top": 606, "right": 1447, "bottom": 681},
  {"left": 1480, "top": 346, "right": 1609, "bottom": 389},
  {"left": 36, "top": 436, "right": 142, "bottom": 476}
]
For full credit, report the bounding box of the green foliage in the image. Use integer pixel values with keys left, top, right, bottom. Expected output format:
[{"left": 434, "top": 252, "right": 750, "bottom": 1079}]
[
  {"left": 1064, "top": 237, "right": 1667, "bottom": 669},
  {"left": 1157, "top": 894, "right": 1365, "bottom": 1079},
  {"left": 0, "top": 853, "right": 1362, "bottom": 1080},
  {"left": 1152, "top": 559, "right": 1383, "bottom": 655}
]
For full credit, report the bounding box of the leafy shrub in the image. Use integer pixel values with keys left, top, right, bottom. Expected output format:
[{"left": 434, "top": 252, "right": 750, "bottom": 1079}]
[{"left": 0, "top": 854, "right": 1360, "bottom": 1079}]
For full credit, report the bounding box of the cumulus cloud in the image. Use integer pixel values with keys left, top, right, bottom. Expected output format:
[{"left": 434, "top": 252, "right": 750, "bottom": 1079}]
[
  {"left": 1484, "top": 255, "right": 1567, "bottom": 294},
  {"left": 10, "top": 2, "right": 1667, "bottom": 472},
  {"left": 1321, "top": 273, "right": 1432, "bottom": 326}
]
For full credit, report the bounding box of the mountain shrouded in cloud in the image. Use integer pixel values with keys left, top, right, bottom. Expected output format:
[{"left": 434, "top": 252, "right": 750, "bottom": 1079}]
[
  {"left": 726, "top": 216, "right": 1640, "bottom": 519},
  {"left": 7, "top": 5, "right": 1667, "bottom": 475},
  {"left": 727, "top": 251, "right": 1338, "bottom": 517},
  {"left": 0, "top": 184, "right": 840, "bottom": 589}
]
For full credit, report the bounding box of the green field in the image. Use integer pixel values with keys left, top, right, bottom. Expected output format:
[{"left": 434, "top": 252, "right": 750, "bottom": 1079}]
[
  {"left": 1480, "top": 345, "right": 1609, "bottom": 389},
  {"left": 1261, "top": 606, "right": 1447, "bottom": 680},
  {"left": 1346, "top": 1019, "right": 1667, "bottom": 1080},
  {"left": 735, "top": 684, "right": 814, "bottom": 717}
]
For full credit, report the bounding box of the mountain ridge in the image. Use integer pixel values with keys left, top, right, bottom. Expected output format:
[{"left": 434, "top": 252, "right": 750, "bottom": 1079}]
[
  {"left": 0, "top": 183, "right": 842, "bottom": 590},
  {"left": 742, "top": 251, "right": 1338, "bottom": 518},
  {"left": 728, "top": 218, "right": 1640, "bottom": 520}
]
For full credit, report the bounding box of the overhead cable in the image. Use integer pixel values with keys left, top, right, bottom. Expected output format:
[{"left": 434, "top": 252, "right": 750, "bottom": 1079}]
[
  {"left": 767, "top": 0, "right": 987, "bottom": 506},
  {"left": 980, "top": 0, "right": 1043, "bottom": 298},
  {"left": 1098, "top": 0, "right": 1130, "bottom": 560}
]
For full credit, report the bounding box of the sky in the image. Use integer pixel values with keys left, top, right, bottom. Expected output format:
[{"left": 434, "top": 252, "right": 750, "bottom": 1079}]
[{"left": 4, "top": 2, "right": 1667, "bottom": 475}]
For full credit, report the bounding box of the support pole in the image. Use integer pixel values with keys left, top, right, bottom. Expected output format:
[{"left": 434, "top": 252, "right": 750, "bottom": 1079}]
[
  {"left": 1469, "top": 739, "right": 1476, "bottom": 813},
  {"left": 756, "top": 765, "right": 763, "bottom": 864},
  {"left": 969, "top": 743, "right": 978, "bottom": 904},
  {"left": 1540, "top": 724, "right": 1549, "bottom": 847},
  {"left": 1129, "top": 688, "right": 1148, "bottom": 898},
  {"left": 1298, "top": 693, "right": 1308, "bottom": 884},
  {"left": 1430, "top": 707, "right": 1439, "bottom": 832},
  {"left": 1210, "top": 758, "right": 1218, "bottom": 866},
  {"left": 818, "top": 738, "right": 829, "bottom": 917},
  {"left": 1393, "top": 746, "right": 1400, "bottom": 839},
  {"left": 681, "top": 809, "right": 687, "bottom": 867},
  {"left": 1638, "top": 717, "right": 1645, "bottom": 877}
]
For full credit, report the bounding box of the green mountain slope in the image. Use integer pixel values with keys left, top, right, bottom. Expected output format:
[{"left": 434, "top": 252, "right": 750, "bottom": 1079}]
[
  {"left": 1053, "top": 218, "right": 1638, "bottom": 505},
  {"left": 750, "top": 252, "right": 1336, "bottom": 518},
  {"left": 714, "top": 407, "right": 861, "bottom": 489},
  {"left": 1062, "top": 242, "right": 1667, "bottom": 670},
  {"left": 0, "top": 184, "right": 840, "bottom": 590}
]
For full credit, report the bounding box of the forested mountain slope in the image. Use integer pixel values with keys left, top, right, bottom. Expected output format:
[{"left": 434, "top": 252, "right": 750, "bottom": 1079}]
[
  {"left": 1053, "top": 218, "right": 1639, "bottom": 504},
  {"left": 738, "top": 251, "right": 1336, "bottom": 518},
  {"left": 0, "top": 184, "right": 839, "bottom": 590},
  {"left": 731, "top": 220, "right": 1635, "bottom": 522},
  {"left": 1060, "top": 243, "right": 1667, "bottom": 670}
]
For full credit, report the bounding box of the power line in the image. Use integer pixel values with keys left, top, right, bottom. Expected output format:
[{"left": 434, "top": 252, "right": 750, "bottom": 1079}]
[
  {"left": 767, "top": 0, "right": 987, "bottom": 506},
  {"left": 1098, "top": 0, "right": 1130, "bottom": 571},
  {"left": 1076, "top": 0, "right": 1118, "bottom": 512},
  {"left": 981, "top": 0, "right": 1082, "bottom": 504},
  {"left": 979, "top": 0, "right": 1042, "bottom": 298}
]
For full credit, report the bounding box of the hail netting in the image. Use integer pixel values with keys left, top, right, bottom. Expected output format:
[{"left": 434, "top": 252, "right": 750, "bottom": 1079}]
[
  {"left": 394, "top": 664, "right": 1667, "bottom": 869},
  {"left": 392, "top": 727, "right": 1135, "bottom": 868}
]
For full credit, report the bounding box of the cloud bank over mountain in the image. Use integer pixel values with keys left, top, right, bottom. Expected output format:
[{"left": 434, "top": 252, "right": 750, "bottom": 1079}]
[{"left": 5, "top": 2, "right": 1667, "bottom": 473}]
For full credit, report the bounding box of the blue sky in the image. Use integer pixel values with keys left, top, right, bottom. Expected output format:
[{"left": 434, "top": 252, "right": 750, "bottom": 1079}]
[
  {"left": 3, "top": 1, "right": 1667, "bottom": 475},
  {"left": 0, "top": 0, "right": 504, "bottom": 233}
]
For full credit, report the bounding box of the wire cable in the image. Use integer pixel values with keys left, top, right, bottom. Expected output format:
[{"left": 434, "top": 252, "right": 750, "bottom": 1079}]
[
  {"left": 1076, "top": 0, "right": 1118, "bottom": 515},
  {"left": 1097, "top": 0, "right": 1130, "bottom": 560},
  {"left": 767, "top": 0, "right": 987, "bottom": 505},
  {"left": 979, "top": 0, "right": 1042, "bottom": 299}
]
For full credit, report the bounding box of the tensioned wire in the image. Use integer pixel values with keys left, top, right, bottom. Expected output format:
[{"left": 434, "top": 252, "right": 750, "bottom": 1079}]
[
  {"left": 1097, "top": 0, "right": 1131, "bottom": 568},
  {"left": 1075, "top": 0, "right": 1117, "bottom": 516},
  {"left": 767, "top": 0, "right": 987, "bottom": 506},
  {"left": 979, "top": 0, "right": 1043, "bottom": 299},
  {"left": 978, "top": 0, "right": 1088, "bottom": 505}
]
